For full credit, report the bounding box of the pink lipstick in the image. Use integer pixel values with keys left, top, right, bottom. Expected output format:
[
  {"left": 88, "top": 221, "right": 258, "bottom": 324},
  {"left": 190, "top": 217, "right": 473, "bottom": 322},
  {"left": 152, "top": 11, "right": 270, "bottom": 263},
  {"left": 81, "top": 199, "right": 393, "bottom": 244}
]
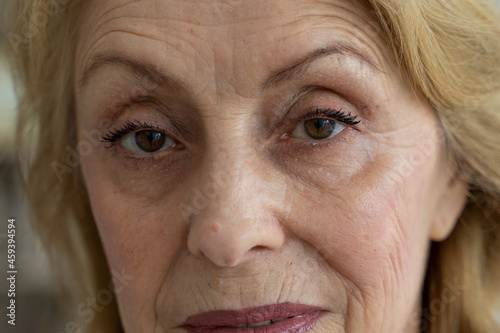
[{"left": 183, "top": 303, "right": 324, "bottom": 333}]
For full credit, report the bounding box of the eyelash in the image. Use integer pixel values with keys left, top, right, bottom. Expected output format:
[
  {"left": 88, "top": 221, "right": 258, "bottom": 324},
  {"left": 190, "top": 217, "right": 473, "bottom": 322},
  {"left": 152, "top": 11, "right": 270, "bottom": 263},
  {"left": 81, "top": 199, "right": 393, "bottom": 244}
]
[
  {"left": 101, "top": 120, "right": 163, "bottom": 148},
  {"left": 299, "top": 107, "right": 361, "bottom": 127},
  {"left": 100, "top": 108, "right": 361, "bottom": 150}
]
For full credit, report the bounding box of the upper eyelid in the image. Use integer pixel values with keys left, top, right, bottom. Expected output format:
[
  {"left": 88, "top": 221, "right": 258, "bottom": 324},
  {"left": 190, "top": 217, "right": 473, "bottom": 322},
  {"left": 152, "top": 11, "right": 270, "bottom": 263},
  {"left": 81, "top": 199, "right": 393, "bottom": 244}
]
[
  {"left": 101, "top": 120, "right": 166, "bottom": 147},
  {"left": 100, "top": 97, "right": 192, "bottom": 141},
  {"left": 128, "top": 98, "right": 191, "bottom": 139},
  {"left": 293, "top": 108, "right": 361, "bottom": 128},
  {"left": 271, "top": 84, "right": 363, "bottom": 131}
]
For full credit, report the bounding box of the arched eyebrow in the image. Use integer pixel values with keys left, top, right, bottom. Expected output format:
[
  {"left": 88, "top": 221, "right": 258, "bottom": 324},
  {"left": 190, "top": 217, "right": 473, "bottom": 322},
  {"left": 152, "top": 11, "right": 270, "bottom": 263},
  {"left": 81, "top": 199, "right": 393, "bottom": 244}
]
[
  {"left": 261, "top": 43, "right": 381, "bottom": 90},
  {"left": 79, "top": 54, "right": 187, "bottom": 92}
]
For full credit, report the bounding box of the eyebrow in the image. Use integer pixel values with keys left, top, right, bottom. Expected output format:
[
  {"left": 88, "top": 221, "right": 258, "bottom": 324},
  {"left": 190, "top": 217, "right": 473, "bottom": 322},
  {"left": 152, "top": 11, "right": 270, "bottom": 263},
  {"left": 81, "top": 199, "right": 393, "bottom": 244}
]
[
  {"left": 80, "top": 43, "right": 379, "bottom": 91},
  {"left": 261, "top": 44, "right": 380, "bottom": 90},
  {"left": 79, "top": 54, "right": 187, "bottom": 91}
]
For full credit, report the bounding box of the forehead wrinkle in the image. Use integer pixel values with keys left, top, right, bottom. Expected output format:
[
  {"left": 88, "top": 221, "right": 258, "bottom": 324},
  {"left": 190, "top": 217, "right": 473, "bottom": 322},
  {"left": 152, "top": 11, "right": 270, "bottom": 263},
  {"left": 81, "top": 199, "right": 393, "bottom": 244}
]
[
  {"left": 90, "top": 0, "right": 271, "bottom": 31},
  {"left": 92, "top": 0, "right": 147, "bottom": 21},
  {"left": 79, "top": 2, "right": 200, "bottom": 58},
  {"left": 290, "top": 0, "right": 391, "bottom": 67},
  {"left": 324, "top": 3, "right": 392, "bottom": 72},
  {"left": 77, "top": 0, "right": 394, "bottom": 104},
  {"left": 76, "top": 24, "right": 205, "bottom": 90},
  {"left": 80, "top": 0, "right": 153, "bottom": 44}
]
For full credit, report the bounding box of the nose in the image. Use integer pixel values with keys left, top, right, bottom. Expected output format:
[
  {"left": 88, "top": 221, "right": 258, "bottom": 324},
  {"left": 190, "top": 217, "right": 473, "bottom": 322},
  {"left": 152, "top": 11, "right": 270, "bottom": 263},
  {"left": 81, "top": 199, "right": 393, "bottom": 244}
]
[
  {"left": 185, "top": 154, "right": 286, "bottom": 267},
  {"left": 188, "top": 216, "right": 285, "bottom": 267}
]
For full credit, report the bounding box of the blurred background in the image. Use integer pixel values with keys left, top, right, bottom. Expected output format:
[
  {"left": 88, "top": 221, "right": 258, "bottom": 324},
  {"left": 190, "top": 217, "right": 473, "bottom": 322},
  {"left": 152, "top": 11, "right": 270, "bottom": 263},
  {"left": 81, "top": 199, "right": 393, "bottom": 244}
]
[{"left": 0, "top": 1, "right": 64, "bottom": 332}]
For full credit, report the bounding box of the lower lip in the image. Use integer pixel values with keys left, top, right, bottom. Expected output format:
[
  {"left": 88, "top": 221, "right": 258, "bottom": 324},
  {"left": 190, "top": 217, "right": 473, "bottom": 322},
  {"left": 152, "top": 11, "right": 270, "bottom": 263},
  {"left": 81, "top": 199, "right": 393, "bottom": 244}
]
[{"left": 184, "top": 311, "right": 323, "bottom": 333}]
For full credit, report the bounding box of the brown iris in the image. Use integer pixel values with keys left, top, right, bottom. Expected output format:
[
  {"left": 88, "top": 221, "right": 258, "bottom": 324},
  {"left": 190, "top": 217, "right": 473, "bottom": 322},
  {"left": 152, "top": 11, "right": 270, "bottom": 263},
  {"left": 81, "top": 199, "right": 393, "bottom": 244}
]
[
  {"left": 135, "top": 131, "right": 166, "bottom": 152},
  {"left": 304, "top": 119, "right": 336, "bottom": 140}
]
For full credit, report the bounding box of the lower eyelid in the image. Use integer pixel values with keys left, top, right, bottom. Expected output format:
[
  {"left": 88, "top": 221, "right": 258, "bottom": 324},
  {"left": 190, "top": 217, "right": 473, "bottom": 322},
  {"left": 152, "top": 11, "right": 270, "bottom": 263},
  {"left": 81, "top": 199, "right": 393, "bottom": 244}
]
[
  {"left": 111, "top": 142, "right": 185, "bottom": 162},
  {"left": 111, "top": 149, "right": 181, "bottom": 165}
]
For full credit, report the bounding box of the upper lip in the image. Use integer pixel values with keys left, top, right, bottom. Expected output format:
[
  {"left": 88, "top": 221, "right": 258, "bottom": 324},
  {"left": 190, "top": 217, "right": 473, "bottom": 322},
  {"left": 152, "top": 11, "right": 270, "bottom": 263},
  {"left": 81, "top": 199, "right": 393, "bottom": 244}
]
[{"left": 183, "top": 303, "right": 323, "bottom": 327}]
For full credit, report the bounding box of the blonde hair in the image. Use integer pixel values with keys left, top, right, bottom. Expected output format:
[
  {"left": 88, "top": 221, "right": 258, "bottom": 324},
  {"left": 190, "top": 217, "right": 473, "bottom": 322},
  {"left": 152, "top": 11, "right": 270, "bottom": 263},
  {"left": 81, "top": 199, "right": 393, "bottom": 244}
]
[{"left": 7, "top": 0, "right": 500, "bottom": 332}]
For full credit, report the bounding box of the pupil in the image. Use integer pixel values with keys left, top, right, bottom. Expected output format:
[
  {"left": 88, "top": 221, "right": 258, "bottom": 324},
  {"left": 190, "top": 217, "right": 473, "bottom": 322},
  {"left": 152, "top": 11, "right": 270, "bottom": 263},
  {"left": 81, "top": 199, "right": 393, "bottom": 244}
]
[
  {"left": 135, "top": 131, "right": 166, "bottom": 152},
  {"left": 304, "top": 119, "right": 335, "bottom": 139}
]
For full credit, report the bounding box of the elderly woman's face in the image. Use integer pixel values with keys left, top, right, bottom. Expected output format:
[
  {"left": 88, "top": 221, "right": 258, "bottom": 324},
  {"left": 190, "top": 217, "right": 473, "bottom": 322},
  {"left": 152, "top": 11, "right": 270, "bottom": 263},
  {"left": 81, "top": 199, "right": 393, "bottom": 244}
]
[{"left": 76, "top": 0, "right": 468, "bottom": 332}]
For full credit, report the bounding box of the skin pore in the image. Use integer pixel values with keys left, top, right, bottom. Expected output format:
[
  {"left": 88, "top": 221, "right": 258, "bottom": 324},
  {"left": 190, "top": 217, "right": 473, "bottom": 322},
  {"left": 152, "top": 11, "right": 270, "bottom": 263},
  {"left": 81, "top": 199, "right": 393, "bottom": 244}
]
[{"left": 75, "top": 0, "right": 469, "bottom": 332}]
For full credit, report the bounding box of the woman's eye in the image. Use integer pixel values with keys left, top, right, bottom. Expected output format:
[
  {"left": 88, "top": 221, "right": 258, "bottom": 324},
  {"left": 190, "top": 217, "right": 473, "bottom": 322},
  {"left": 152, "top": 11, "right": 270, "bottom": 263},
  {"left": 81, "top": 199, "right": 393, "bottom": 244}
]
[
  {"left": 292, "top": 118, "right": 346, "bottom": 140},
  {"left": 121, "top": 130, "right": 177, "bottom": 153}
]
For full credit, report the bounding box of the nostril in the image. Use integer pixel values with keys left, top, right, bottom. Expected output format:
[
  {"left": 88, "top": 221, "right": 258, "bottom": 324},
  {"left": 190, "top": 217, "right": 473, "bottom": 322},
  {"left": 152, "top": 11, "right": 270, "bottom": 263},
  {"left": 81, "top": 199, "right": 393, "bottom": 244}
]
[{"left": 251, "top": 245, "right": 268, "bottom": 252}]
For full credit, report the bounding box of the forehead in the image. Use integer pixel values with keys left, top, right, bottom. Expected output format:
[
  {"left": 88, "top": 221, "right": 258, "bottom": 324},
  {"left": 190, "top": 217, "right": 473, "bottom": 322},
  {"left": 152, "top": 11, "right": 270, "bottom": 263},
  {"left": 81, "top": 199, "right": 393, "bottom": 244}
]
[
  {"left": 76, "top": 0, "right": 391, "bottom": 94},
  {"left": 79, "top": 0, "right": 373, "bottom": 27}
]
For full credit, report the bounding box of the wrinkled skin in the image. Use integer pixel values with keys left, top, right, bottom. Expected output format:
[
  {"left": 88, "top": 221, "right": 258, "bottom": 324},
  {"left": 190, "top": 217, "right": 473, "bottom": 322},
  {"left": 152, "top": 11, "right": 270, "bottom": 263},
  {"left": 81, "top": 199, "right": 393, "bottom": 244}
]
[{"left": 76, "top": 0, "right": 468, "bottom": 332}]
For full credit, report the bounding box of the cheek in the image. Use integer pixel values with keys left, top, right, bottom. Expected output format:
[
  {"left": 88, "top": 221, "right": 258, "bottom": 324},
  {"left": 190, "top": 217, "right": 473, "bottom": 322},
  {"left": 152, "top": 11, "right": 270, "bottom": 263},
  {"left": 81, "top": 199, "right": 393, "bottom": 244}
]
[
  {"left": 286, "top": 142, "right": 437, "bottom": 311},
  {"left": 80, "top": 155, "right": 187, "bottom": 330}
]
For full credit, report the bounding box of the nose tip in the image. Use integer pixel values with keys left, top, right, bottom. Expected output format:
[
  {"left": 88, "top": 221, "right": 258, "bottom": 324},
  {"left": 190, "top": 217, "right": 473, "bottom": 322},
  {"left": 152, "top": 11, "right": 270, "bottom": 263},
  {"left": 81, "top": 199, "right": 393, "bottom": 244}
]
[{"left": 187, "top": 217, "right": 285, "bottom": 267}]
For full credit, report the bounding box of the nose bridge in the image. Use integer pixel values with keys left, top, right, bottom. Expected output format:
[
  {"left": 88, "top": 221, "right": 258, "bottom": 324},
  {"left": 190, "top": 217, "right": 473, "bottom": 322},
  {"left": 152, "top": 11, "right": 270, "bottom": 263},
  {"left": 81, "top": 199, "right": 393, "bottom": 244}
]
[
  {"left": 200, "top": 108, "right": 263, "bottom": 209},
  {"left": 205, "top": 140, "right": 259, "bottom": 214}
]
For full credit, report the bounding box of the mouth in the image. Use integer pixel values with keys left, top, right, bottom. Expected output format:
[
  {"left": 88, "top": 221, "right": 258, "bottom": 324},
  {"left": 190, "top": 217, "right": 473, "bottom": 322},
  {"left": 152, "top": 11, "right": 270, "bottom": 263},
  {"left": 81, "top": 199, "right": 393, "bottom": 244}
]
[{"left": 183, "top": 303, "right": 325, "bottom": 333}]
